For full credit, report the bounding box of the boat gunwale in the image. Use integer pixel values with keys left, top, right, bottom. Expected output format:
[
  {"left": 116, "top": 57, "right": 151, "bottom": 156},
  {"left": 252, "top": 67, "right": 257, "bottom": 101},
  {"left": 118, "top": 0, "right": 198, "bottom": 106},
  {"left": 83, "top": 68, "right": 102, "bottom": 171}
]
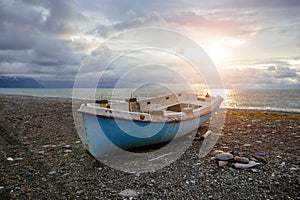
[{"left": 78, "top": 96, "right": 223, "bottom": 123}]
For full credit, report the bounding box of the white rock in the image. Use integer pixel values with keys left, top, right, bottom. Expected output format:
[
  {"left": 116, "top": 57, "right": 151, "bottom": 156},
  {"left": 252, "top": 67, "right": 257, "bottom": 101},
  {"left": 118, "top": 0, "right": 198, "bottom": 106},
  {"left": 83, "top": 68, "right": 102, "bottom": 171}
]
[
  {"left": 118, "top": 189, "right": 138, "bottom": 198},
  {"left": 280, "top": 162, "right": 285, "bottom": 167},
  {"left": 64, "top": 150, "right": 72, "bottom": 153},
  {"left": 48, "top": 171, "right": 56, "bottom": 175},
  {"left": 7, "top": 157, "right": 14, "bottom": 162},
  {"left": 243, "top": 143, "right": 252, "bottom": 147},
  {"left": 218, "top": 161, "right": 229, "bottom": 167},
  {"left": 76, "top": 190, "right": 84, "bottom": 195},
  {"left": 201, "top": 130, "right": 212, "bottom": 139},
  {"left": 210, "top": 157, "right": 216, "bottom": 161},
  {"left": 290, "top": 167, "right": 298, "bottom": 171},
  {"left": 250, "top": 157, "right": 258, "bottom": 162},
  {"left": 272, "top": 173, "right": 275, "bottom": 177},
  {"left": 233, "top": 161, "right": 259, "bottom": 169},
  {"left": 250, "top": 168, "right": 258, "bottom": 173},
  {"left": 135, "top": 172, "right": 141, "bottom": 177}
]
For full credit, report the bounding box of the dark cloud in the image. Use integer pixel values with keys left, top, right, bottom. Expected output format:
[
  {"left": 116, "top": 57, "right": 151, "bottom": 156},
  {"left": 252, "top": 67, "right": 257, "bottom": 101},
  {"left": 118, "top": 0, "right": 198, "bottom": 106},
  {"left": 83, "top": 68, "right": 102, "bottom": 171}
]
[
  {"left": 0, "top": 0, "right": 44, "bottom": 31},
  {"left": 0, "top": 33, "right": 83, "bottom": 65},
  {"left": 221, "top": 65, "right": 300, "bottom": 89},
  {"left": 0, "top": 0, "right": 84, "bottom": 36},
  {"left": 33, "top": 38, "right": 84, "bottom": 66},
  {"left": 88, "top": 5, "right": 260, "bottom": 38},
  {"left": 269, "top": 66, "right": 298, "bottom": 78},
  {"left": 293, "top": 56, "right": 300, "bottom": 60},
  {"left": 0, "top": 31, "right": 35, "bottom": 50},
  {"left": 1, "top": 61, "right": 79, "bottom": 80},
  {"left": 19, "top": 0, "right": 85, "bottom": 36},
  {"left": 223, "top": 55, "right": 299, "bottom": 67},
  {"left": 211, "top": 0, "right": 300, "bottom": 10},
  {"left": 0, "top": 0, "right": 86, "bottom": 80},
  {"left": 77, "top": 0, "right": 199, "bottom": 21},
  {"left": 88, "top": 12, "right": 168, "bottom": 38}
]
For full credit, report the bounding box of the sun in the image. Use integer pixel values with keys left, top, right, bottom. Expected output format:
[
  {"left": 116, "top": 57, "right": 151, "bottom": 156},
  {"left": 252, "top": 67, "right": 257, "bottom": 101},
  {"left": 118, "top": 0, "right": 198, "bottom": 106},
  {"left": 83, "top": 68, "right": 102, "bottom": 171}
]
[
  {"left": 206, "top": 46, "right": 230, "bottom": 64},
  {"left": 204, "top": 38, "right": 245, "bottom": 64}
]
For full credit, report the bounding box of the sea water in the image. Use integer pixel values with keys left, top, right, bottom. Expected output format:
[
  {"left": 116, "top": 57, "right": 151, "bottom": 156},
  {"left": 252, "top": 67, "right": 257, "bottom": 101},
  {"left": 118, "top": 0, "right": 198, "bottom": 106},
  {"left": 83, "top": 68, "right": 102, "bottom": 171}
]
[{"left": 0, "top": 88, "right": 299, "bottom": 113}]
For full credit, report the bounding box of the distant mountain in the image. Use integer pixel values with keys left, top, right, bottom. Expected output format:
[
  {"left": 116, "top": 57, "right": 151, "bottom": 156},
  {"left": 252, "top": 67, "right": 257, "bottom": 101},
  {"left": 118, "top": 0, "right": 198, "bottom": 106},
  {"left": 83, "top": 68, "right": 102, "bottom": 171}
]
[{"left": 0, "top": 76, "right": 44, "bottom": 88}]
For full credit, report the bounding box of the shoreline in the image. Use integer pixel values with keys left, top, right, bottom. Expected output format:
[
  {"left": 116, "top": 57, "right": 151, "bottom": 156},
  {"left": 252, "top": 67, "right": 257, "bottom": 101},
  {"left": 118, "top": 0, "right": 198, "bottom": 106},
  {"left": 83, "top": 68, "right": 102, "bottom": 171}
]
[
  {"left": 1, "top": 94, "right": 300, "bottom": 115},
  {"left": 0, "top": 95, "right": 299, "bottom": 199}
]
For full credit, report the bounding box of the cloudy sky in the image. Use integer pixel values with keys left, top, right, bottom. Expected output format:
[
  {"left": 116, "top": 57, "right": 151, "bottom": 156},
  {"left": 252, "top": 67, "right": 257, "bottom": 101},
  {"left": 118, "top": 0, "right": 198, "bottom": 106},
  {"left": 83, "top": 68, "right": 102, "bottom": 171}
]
[{"left": 1, "top": 0, "right": 300, "bottom": 89}]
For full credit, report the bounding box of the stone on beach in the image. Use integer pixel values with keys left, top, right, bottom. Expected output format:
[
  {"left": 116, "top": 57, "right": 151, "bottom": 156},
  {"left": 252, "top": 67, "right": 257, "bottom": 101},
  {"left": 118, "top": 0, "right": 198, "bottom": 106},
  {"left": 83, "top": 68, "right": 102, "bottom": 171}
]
[
  {"left": 215, "top": 153, "right": 234, "bottom": 161},
  {"left": 6, "top": 157, "right": 14, "bottom": 162},
  {"left": 48, "top": 171, "right": 56, "bottom": 175},
  {"left": 118, "top": 189, "right": 138, "bottom": 198},
  {"left": 201, "top": 130, "right": 212, "bottom": 139},
  {"left": 250, "top": 168, "right": 258, "bottom": 173},
  {"left": 290, "top": 167, "right": 298, "bottom": 171},
  {"left": 234, "top": 161, "right": 259, "bottom": 169},
  {"left": 253, "top": 155, "right": 267, "bottom": 163},
  {"left": 213, "top": 150, "right": 224, "bottom": 155},
  {"left": 76, "top": 190, "right": 84, "bottom": 196},
  {"left": 242, "top": 143, "right": 252, "bottom": 147},
  {"left": 218, "top": 161, "right": 229, "bottom": 167},
  {"left": 234, "top": 156, "right": 249, "bottom": 164}
]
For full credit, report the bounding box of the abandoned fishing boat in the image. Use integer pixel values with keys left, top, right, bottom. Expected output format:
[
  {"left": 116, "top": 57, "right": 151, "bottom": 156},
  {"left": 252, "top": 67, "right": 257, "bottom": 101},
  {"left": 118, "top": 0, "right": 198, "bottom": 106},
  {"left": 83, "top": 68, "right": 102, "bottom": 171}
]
[{"left": 78, "top": 91, "right": 223, "bottom": 156}]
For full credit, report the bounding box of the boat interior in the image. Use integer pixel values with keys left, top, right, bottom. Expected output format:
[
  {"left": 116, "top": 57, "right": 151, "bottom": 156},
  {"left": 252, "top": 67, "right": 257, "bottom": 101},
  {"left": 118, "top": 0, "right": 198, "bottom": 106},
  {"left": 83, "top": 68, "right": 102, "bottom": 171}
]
[
  {"left": 77, "top": 91, "right": 222, "bottom": 121},
  {"left": 96, "top": 92, "right": 210, "bottom": 112}
]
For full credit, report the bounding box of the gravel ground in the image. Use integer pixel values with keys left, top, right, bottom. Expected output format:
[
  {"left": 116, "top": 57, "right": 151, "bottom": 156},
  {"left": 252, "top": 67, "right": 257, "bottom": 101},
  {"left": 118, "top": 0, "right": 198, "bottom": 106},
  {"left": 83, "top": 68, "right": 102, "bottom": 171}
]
[{"left": 0, "top": 95, "right": 299, "bottom": 199}]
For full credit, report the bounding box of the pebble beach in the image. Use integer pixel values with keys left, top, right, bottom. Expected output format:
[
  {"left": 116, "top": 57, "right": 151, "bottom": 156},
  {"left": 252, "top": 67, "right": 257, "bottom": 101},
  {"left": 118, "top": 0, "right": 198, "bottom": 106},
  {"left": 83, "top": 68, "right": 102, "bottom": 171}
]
[{"left": 0, "top": 95, "right": 299, "bottom": 199}]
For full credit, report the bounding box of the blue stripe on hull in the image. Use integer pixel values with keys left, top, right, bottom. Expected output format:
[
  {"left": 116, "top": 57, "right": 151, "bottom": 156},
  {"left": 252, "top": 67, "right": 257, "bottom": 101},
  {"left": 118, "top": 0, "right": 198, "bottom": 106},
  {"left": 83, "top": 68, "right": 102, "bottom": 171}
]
[
  {"left": 83, "top": 113, "right": 213, "bottom": 156},
  {"left": 98, "top": 117, "right": 179, "bottom": 149}
]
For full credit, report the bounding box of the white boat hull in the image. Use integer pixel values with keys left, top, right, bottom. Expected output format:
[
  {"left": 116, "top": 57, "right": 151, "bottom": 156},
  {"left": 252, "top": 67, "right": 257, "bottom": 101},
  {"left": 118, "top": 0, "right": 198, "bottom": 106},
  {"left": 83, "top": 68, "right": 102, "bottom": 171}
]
[{"left": 78, "top": 92, "right": 223, "bottom": 156}]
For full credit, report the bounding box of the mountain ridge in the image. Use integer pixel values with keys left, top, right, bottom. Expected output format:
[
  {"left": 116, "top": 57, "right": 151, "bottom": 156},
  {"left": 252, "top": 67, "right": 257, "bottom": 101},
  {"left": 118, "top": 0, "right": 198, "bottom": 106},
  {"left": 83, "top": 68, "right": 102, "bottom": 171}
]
[{"left": 0, "top": 76, "right": 44, "bottom": 88}]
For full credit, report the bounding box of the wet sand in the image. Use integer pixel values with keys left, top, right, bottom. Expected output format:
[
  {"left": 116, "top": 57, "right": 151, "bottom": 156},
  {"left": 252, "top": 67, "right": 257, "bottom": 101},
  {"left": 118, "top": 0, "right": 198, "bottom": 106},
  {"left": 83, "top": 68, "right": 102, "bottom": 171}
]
[{"left": 0, "top": 95, "right": 299, "bottom": 199}]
